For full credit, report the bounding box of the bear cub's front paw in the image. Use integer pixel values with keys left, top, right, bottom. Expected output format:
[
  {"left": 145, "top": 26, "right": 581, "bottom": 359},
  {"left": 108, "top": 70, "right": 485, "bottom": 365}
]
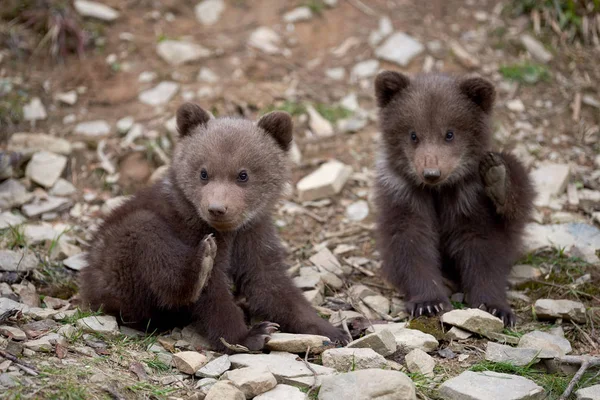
[
  {"left": 242, "top": 321, "right": 280, "bottom": 352},
  {"left": 480, "top": 152, "right": 508, "bottom": 213},
  {"left": 406, "top": 298, "right": 453, "bottom": 318},
  {"left": 192, "top": 234, "right": 217, "bottom": 302}
]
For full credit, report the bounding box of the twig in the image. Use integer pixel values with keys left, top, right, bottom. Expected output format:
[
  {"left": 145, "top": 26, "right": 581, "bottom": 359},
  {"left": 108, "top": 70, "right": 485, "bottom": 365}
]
[
  {"left": 219, "top": 337, "right": 250, "bottom": 353},
  {"left": 0, "top": 349, "right": 39, "bottom": 376},
  {"left": 340, "top": 317, "right": 352, "bottom": 342},
  {"left": 343, "top": 258, "right": 375, "bottom": 277},
  {"left": 301, "top": 346, "right": 319, "bottom": 399},
  {"left": 346, "top": 0, "right": 377, "bottom": 16},
  {"left": 572, "top": 92, "right": 582, "bottom": 121},
  {"left": 572, "top": 321, "right": 598, "bottom": 350},
  {"left": 531, "top": 280, "right": 600, "bottom": 302},
  {"left": 97, "top": 140, "right": 116, "bottom": 175},
  {"left": 556, "top": 355, "right": 600, "bottom": 400}
]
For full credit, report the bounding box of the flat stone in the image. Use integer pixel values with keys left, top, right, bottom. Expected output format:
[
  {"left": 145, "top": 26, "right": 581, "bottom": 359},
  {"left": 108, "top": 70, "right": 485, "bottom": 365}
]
[
  {"left": 195, "top": 0, "right": 225, "bottom": 25},
  {"left": 318, "top": 369, "right": 416, "bottom": 400},
  {"left": 8, "top": 133, "right": 72, "bottom": 156},
  {"left": 322, "top": 348, "right": 387, "bottom": 372},
  {"left": 309, "top": 247, "right": 345, "bottom": 276},
  {"left": 196, "top": 354, "right": 230, "bottom": 378},
  {"left": 405, "top": 348, "right": 435, "bottom": 378},
  {"left": 172, "top": 351, "right": 208, "bottom": 374},
  {"left": 23, "top": 223, "right": 63, "bottom": 244},
  {"left": 350, "top": 59, "right": 380, "bottom": 81},
  {"left": 520, "top": 34, "right": 553, "bottom": 64},
  {"left": 283, "top": 6, "right": 312, "bottom": 23},
  {"left": 222, "top": 367, "right": 277, "bottom": 398},
  {"left": 50, "top": 179, "right": 76, "bottom": 197},
  {"left": 76, "top": 315, "right": 119, "bottom": 336},
  {"left": 156, "top": 41, "right": 211, "bottom": 66},
  {"left": 138, "top": 81, "right": 180, "bottom": 106},
  {"left": 63, "top": 252, "right": 88, "bottom": 271},
  {"left": 206, "top": 380, "right": 245, "bottom": 400},
  {"left": 507, "top": 99, "right": 526, "bottom": 112},
  {"left": 509, "top": 264, "right": 542, "bottom": 285},
  {"left": 486, "top": 332, "right": 521, "bottom": 346},
  {"left": 0, "top": 249, "right": 37, "bottom": 272},
  {"left": 198, "top": 67, "right": 219, "bottom": 83},
  {"left": 0, "top": 179, "right": 32, "bottom": 210},
  {"left": 326, "top": 67, "right": 345, "bottom": 81},
  {"left": 21, "top": 196, "right": 70, "bottom": 218},
  {"left": 0, "top": 373, "right": 17, "bottom": 388},
  {"left": 485, "top": 342, "right": 540, "bottom": 366},
  {"left": 254, "top": 384, "right": 305, "bottom": 400},
  {"left": 0, "top": 297, "right": 29, "bottom": 316},
  {"left": 229, "top": 353, "right": 335, "bottom": 382},
  {"left": 306, "top": 105, "right": 334, "bottom": 137},
  {"left": 74, "top": 120, "right": 111, "bottom": 137},
  {"left": 55, "top": 91, "right": 77, "bottom": 106},
  {"left": 576, "top": 384, "right": 600, "bottom": 400},
  {"left": 337, "top": 117, "right": 367, "bottom": 133},
  {"left": 524, "top": 223, "right": 600, "bottom": 263},
  {"left": 438, "top": 370, "right": 545, "bottom": 400},
  {"left": 303, "top": 289, "right": 323, "bottom": 306},
  {"left": 293, "top": 274, "right": 323, "bottom": 290},
  {"left": 0, "top": 211, "right": 25, "bottom": 229},
  {"left": 530, "top": 163, "right": 570, "bottom": 206},
  {"left": 347, "top": 329, "right": 397, "bottom": 356},
  {"left": 23, "top": 97, "right": 47, "bottom": 121},
  {"left": 297, "top": 160, "right": 353, "bottom": 202},
  {"left": 372, "top": 326, "right": 439, "bottom": 352},
  {"left": 517, "top": 330, "right": 572, "bottom": 358},
  {"left": 534, "top": 299, "right": 586, "bottom": 323},
  {"left": 446, "top": 327, "right": 473, "bottom": 340},
  {"left": 376, "top": 32, "right": 424, "bottom": 67},
  {"left": 74, "top": 0, "right": 119, "bottom": 21},
  {"left": 362, "top": 295, "right": 389, "bottom": 316},
  {"left": 346, "top": 200, "right": 369, "bottom": 221},
  {"left": 266, "top": 333, "right": 331, "bottom": 354},
  {"left": 23, "top": 336, "right": 53, "bottom": 352},
  {"left": 0, "top": 326, "right": 27, "bottom": 341},
  {"left": 441, "top": 309, "right": 504, "bottom": 335},
  {"left": 248, "top": 27, "right": 281, "bottom": 54},
  {"left": 25, "top": 307, "right": 59, "bottom": 320},
  {"left": 195, "top": 377, "right": 217, "bottom": 395},
  {"left": 25, "top": 151, "right": 67, "bottom": 188},
  {"left": 449, "top": 41, "right": 480, "bottom": 69}
]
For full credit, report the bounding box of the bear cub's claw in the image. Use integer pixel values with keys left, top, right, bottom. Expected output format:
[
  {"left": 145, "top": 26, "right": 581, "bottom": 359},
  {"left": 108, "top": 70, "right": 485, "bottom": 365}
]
[
  {"left": 480, "top": 152, "right": 508, "bottom": 212},
  {"left": 477, "top": 303, "right": 515, "bottom": 327},
  {"left": 407, "top": 299, "right": 453, "bottom": 318},
  {"left": 192, "top": 234, "right": 217, "bottom": 302},
  {"left": 242, "top": 321, "right": 280, "bottom": 351}
]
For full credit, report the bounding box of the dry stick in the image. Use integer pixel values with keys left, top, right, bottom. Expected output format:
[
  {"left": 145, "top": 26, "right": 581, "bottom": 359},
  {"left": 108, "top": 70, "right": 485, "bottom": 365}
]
[
  {"left": 557, "top": 355, "right": 600, "bottom": 400},
  {"left": 572, "top": 321, "right": 598, "bottom": 350},
  {"left": 531, "top": 280, "right": 600, "bottom": 303},
  {"left": 219, "top": 338, "right": 250, "bottom": 353},
  {"left": 302, "top": 346, "right": 319, "bottom": 399},
  {"left": 346, "top": 0, "right": 377, "bottom": 16},
  {"left": 0, "top": 349, "right": 39, "bottom": 376}
]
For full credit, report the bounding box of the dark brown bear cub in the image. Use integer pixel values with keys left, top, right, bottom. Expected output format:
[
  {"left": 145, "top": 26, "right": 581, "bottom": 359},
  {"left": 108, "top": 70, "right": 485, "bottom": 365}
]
[
  {"left": 373, "top": 71, "right": 534, "bottom": 326},
  {"left": 80, "top": 103, "right": 348, "bottom": 351}
]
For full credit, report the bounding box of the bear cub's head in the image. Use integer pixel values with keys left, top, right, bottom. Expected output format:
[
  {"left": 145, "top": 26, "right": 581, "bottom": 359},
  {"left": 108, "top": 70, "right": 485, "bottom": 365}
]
[
  {"left": 375, "top": 71, "right": 495, "bottom": 187},
  {"left": 171, "top": 103, "right": 293, "bottom": 231}
]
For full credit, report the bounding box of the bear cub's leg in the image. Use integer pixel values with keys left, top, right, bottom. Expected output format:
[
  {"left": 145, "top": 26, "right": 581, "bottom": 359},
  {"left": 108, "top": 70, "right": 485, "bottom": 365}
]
[
  {"left": 192, "top": 234, "right": 217, "bottom": 302},
  {"left": 480, "top": 152, "right": 508, "bottom": 214}
]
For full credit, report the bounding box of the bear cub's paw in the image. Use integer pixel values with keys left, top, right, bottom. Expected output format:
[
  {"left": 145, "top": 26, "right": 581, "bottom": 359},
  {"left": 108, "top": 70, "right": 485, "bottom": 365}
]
[
  {"left": 192, "top": 234, "right": 217, "bottom": 303},
  {"left": 242, "top": 321, "right": 280, "bottom": 351},
  {"left": 406, "top": 298, "right": 453, "bottom": 318},
  {"left": 480, "top": 152, "right": 508, "bottom": 213}
]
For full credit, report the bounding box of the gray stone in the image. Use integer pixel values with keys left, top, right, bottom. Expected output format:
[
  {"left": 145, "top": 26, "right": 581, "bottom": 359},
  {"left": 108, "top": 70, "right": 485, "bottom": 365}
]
[
  {"left": 222, "top": 367, "right": 277, "bottom": 398},
  {"left": 0, "top": 326, "right": 27, "bottom": 341},
  {"left": 350, "top": 59, "right": 380, "bottom": 81},
  {"left": 321, "top": 348, "right": 387, "bottom": 372},
  {"left": 0, "top": 249, "right": 38, "bottom": 272},
  {"left": 254, "top": 384, "right": 305, "bottom": 400},
  {"left": 23, "top": 223, "right": 62, "bottom": 244},
  {"left": 530, "top": 163, "right": 570, "bottom": 207},
  {"left": 362, "top": 295, "right": 389, "bottom": 316},
  {"left": 533, "top": 299, "right": 586, "bottom": 323},
  {"left": 21, "top": 196, "right": 70, "bottom": 218},
  {"left": 196, "top": 354, "right": 230, "bottom": 378},
  {"left": 25, "top": 307, "right": 59, "bottom": 320},
  {"left": 138, "top": 81, "right": 180, "bottom": 106},
  {"left": 347, "top": 329, "right": 397, "bottom": 356},
  {"left": 248, "top": 27, "right": 281, "bottom": 54},
  {"left": 24, "top": 336, "right": 53, "bottom": 352},
  {"left": 74, "top": 0, "right": 119, "bottom": 21},
  {"left": 228, "top": 353, "right": 335, "bottom": 382},
  {"left": 8, "top": 133, "right": 72, "bottom": 156},
  {"left": 198, "top": 67, "right": 219, "bottom": 83},
  {"left": 172, "top": 351, "right": 208, "bottom": 374},
  {"left": 405, "top": 348, "right": 435, "bottom": 378},
  {"left": 345, "top": 200, "right": 369, "bottom": 221},
  {"left": 23, "top": 97, "right": 47, "bottom": 122},
  {"left": 206, "top": 380, "right": 245, "bottom": 400},
  {"left": 63, "top": 252, "right": 88, "bottom": 271},
  {"left": 306, "top": 105, "right": 334, "bottom": 137},
  {"left": 326, "top": 68, "right": 345, "bottom": 81},
  {"left": 297, "top": 160, "right": 352, "bottom": 201},
  {"left": 375, "top": 32, "right": 424, "bottom": 67},
  {"left": 329, "top": 310, "right": 366, "bottom": 327},
  {"left": 266, "top": 333, "right": 331, "bottom": 354},
  {"left": 0, "top": 212, "right": 25, "bottom": 229},
  {"left": 485, "top": 342, "right": 540, "bottom": 366},
  {"left": 25, "top": 151, "right": 67, "bottom": 188},
  {"left": 446, "top": 327, "right": 473, "bottom": 340},
  {"left": 50, "top": 179, "right": 76, "bottom": 197},
  {"left": 507, "top": 99, "right": 526, "bottom": 112},
  {"left": 524, "top": 223, "right": 600, "bottom": 264},
  {"left": 369, "top": 16, "right": 394, "bottom": 46},
  {"left": 319, "top": 369, "right": 416, "bottom": 400},
  {"left": 0, "top": 373, "right": 17, "bottom": 388},
  {"left": 283, "top": 6, "right": 312, "bottom": 23},
  {"left": 517, "top": 330, "right": 572, "bottom": 358},
  {"left": 309, "top": 247, "right": 345, "bottom": 276},
  {"left": 337, "top": 117, "right": 367, "bottom": 133},
  {"left": 0, "top": 298, "right": 29, "bottom": 315},
  {"left": 195, "top": 377, "right": 217, "bottom": 395},
  {"left": 156, "top": 41, "right": 211, "bottom": 66},
  {"left": 76, "top": 315, "right": 119, "bottom": 335},
  {"left": 576, "top": 384, "right": 600, "bottom": 400},
  {"left": 293, "top": 274, "right": 322, "bottom": 290},
  {"left": 74, "top": 120, "right": 111, "bottom": 137},
  {"left": 0, "top": 179, "right": 32, "bottom": 210},
  {"left": 509, "top": 264, "right": 542, "bottom": 284},
  {"left": 55, "top": 91, "right": 78, "bottom": 105},
  {"left": 303, "top": 289, "right": 323, "bottom": 306},
  {"left": 441, "top": 309, "right": 504, "bottom": 335},
  {"left": 520, "top": 34, "right": 553, "bottom": 64},
  {"left": 439, "top": 370, "right": 545, "bottom": 400},
  {"left": 116, "top": 116, "right": 134, "bottom": 134},
  {"left": 379, "top": 326, "right": 439, "bottom": 352},
  {"left": 195, "top": 0, "right": 225, "bottom": 25}
]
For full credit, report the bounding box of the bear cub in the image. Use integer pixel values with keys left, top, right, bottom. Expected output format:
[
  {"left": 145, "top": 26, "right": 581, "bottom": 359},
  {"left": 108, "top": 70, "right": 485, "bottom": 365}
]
[
  {"left": 80, "top": 103, "right": 348, "bottom": 351},
  {"left": 374, "top": 71, "right": 535, "bottom": 326}
]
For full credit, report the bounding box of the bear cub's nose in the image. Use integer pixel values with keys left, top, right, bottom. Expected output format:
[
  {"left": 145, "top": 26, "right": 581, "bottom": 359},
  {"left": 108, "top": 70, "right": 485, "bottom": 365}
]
[
  {"left": 208, "top": 203, "right": 228, "bottom": 216},
  {"left": 423, "top": 168, "right": 441, "bottom": 182}
]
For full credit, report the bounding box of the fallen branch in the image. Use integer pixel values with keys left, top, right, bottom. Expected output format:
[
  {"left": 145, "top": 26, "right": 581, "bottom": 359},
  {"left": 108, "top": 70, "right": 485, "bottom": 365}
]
[
  {"left": 556, "top": 355, "right": 600, "bottom": 400},
  {"left": 301, "top": 346, "right": 319, "bottom": 399},
  {"left": 219, "top": 337, "right": 250, "bottom": 353},
  {"left": 0, "top": 349, "right": 39, "bottom": 376}
]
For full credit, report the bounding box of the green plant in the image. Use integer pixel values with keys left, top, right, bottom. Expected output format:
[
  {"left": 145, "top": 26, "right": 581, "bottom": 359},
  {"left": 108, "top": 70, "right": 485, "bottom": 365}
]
[
  {"left": 499, "top": 63, "right": 550, "bottom": 84},
  {"left": 314, "top": 103, "right": 352, "bottom": 123}
]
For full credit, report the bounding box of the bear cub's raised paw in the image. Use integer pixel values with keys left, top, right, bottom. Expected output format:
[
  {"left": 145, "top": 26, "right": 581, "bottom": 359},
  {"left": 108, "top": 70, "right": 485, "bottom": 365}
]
[
  {"left": 480, "top": 152, "right": 508, "bottom": 213},
  {"left": 191, "top": 234, "right": 217, "bottom": 303}
]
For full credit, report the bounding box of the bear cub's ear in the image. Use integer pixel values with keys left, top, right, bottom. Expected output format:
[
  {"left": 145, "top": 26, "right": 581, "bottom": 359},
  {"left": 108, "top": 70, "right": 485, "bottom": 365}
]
[
  {"left": 374, "top": 71, "right": 411, "bottom": 108},
  {"left": 176, "top": 103, "right": 212, "bottom": 137},
  {"left": 459, "top": 77, "right": 496, "bottom": 114},
  {"left": 257, "top": 111, "right": 293, "bottom": 151}
]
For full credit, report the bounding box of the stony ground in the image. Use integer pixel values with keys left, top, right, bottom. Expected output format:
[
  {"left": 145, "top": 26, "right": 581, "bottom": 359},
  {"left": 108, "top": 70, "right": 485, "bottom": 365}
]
[{"left": 1, "top": 0, "right": 600, "bottom": 399}]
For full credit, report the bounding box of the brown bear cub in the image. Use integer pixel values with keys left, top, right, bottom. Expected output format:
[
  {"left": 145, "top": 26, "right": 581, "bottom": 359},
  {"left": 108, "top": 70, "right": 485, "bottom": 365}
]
[
  {"left": 80, "top": 103, "right": 348, "bottom": 351},
  {"left": 373, "top": 71, "right": 535, "bottom": 326}
]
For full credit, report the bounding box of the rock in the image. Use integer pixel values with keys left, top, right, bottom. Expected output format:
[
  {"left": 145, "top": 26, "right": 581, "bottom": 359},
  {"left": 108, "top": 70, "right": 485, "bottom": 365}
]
[
  {"left": 248, "top": 27, "right": 281, "bottom": 54},
  {"left": 485, "top": 342, "right": 540, "bottom": 366},
  {"left": 229, "top": 353, "right": 335, "bottom": 383},
  {"left": 0, "top": 211, "right": 25, "bottom": 229},
  {"left": 23, "top": 336, "right": 53, "bottom": 352},
  {"left": 74, "top": 0, "right": 119, "bottom": 21},
  {"left": 306, "top": 105, "right": 334, "bottom": 137},
  {"left": 222, "top": 367, "right": 277, "bottom": 398},
  {"left": 534, "top": 299, "right": 586, "bottom": 323},
  {"left": 297, "top": 160, "right": 352, "bottom": 202},
  {"left": 55, "top": 91, "right": 78, "bottom": 106},
  {"left": 390, "top": 328, "right": 439, "bottom": 352},
  {"left": 23, "top": 97, "right": 47, "bottom": 122},
  {"left": 337, "top": 117, "right": 367, "bottom": 133},
  {"left": 266, "top": 333, "right": 331, "bottom": 354},
  {"left": 116, "top": 116, "right": 134, "bottom": 134},
  {"left": 347, "top": 329, "right": 397, "bottom": 356},
  {"left": 329, "top": 310, "right": 366, "bottom": 327},
  {"left": 346, "top": 200, "right": 369, "bottom": 221},
  {"left": 350, "top": 59, "right": 380, "bottom": 82},
  {"left": 25, "top": 307, "right": 59, "bottom": 320},
  {"left": 0, "top": 298, "right": 28, "bottom": 316},
  {"left": 506, "top": 99, "right": 526, "bottom": 112},
  {"left": 319, "top": 369, "right": 416, "bottom": 400},
  {"left": 7, "top": 133, "right": 72, "bottom": 156},
  {"left": 449, "top": 41, "right": 480, "bottom": 69},
  {"left": 283, "top": 6, "right": 312, "bottom": 23},
  {"left": 198, "top": 67, "right": 219, "bottom": 83},
  {"left": 441, "top": 309, "right": 504, "bottom": 335},
  {"left": 303, "top": 289, "right": 323, "bottom": 306},
  {"left": 362, "top": 295, "right": 389, "bottom": 316},
  {"left": 206, "top": 380, "right": 245, "bottom": 400},
  {"left": 0, "top": 249, "right": 38, "bottom": 272},
  {"left": 172, "top": 351, "right": 208, "bottom": 374},
  {"left": 530, "top": 163, "right": 570, "bottom": 206},
  {"left": 25, "top": 151, "right": 67, "bottom": 188},
  {"left": 446, "top": 327, "right": 473, "bottom": 340},
  {"left": 76, "top": 315, "right": 119, "bottom": 335},
  {"left": 326, "top": 68, "right": 345, "bottom": 81},
  {"left": 322, "top": 348, "right": 387, "bottom": 372},
  {"left": 524, "top": 223, "right": 600, "bottom": 264},
  {"left": 63, "top": 252, "right": 88, "bottom": 271},
  {"left": 0, "top": 179, "right": 32, "bottom": 210},
  {"left": 254, "top": 384, "right": 305, "bottom": 400},
  {"left": 138, "top": 81, "right": 180, "bottom": 106},
  {"left": 74, "top": 120, "right": 111, "bottom": 137},
  {"left": 310, "top": 247, "right": 346, "bottom": 276},
  {"left": 195, "top": 0, "right": 225, "bottom": 25},
  {"left": 195, "top": 377, "right": 217, "bottom": 395},
  {"left": 0, "top": 373, "right": 17, "bottom": 388},
  {"left": 196, "top": 355, "right": 230, "bottom": 378},
  {"left": 520, "top": 34, "right": 553, "bottom": 64},
  {"left": 0, "top": 326, "right": 27, "bottom": 341},
  {"left": 21, "top": 196, "right": 70, "bottom": 218},
  {"left": 576, "top": 385, "right": 600, "bottom": 400},
  {"left": 369, "top": 16, "right": 394, "bottom": 46},
  {"left": 50, "top": 240, "right": 81, "bottom": 261},
  {"left": 439, "top": 371, "right": 545, "bottom": 400},
  {"left": 509, "top": 264, "right": 542, "bottom": 285},
  {"left": 517, "top": 330, "right": 572, "bottom": 358},
  {"left": 405, "top": 349, "right": 435, "bottom": 378},
  {"left": 376, "top": 32, "right": 424, "bottom": 67},
  {"left": 156, "top": 41, "right": 210, "bottom": 66},
  {"left": 50, "top": 179, "right": 76, "bottom": 197}
]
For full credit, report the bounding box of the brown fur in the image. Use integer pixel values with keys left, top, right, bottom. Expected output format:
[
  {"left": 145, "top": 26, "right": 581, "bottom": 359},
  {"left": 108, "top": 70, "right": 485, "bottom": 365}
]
[
  {"left": 373, "top": 72, "right": 535, "bottom": 326},
  {"left": 79, "top": 103, "right": 348, "bottom": 352}
]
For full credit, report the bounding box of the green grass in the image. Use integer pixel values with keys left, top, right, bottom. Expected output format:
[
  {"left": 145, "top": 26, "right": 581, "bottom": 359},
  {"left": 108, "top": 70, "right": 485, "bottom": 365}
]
[
  {"left": 61, "top": 308, "right": 103, "bottom": 325},
  {"left": 314, "top": 103, "right": 352, "bottom": 123},
  {"left": 499, "top": 63, "right": 550, "bottom": 84},
  {"left": 261, "top": 100, "right": 307, "bottom": 117},
  {"left": 126, "top": 382, "right": 177, "bottom": 398},
  {"left": 305, "top": 0, "right": 326, "bottom": 15},
  {"left": 145, "top": 356, "right": 171, "bottom": 372},
  {"left": 3, "top": 224, "right": 27, "bottom": 249}
]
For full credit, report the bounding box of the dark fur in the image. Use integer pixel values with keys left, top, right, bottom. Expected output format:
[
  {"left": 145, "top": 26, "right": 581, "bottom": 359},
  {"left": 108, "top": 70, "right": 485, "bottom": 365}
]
[
  {"left": 373, "top": 72, "right": 535, "bottom": 326},
  {"left": 79, "top": 103, "right": 348, "bottom": 352}
]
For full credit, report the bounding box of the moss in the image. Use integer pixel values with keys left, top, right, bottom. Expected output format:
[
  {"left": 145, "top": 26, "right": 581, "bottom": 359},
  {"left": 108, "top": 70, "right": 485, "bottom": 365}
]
[{"left": 407, "top": 316, "right": 445, "bottom": 340}]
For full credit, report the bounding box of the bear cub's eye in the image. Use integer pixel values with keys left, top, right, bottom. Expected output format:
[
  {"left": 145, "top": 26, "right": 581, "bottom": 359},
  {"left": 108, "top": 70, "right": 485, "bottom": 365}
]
[
  {"left": 445, "top": 130, "right": 454, "bottom": 141},
  {"left": 410, "top": 131, "right": 418, "bottom": 143},
  {"left": 200, "top": 169, "right": 209, "bottom": 180},
  {"left": 238, "top": 170, "right": 249, "bottom": 182}
]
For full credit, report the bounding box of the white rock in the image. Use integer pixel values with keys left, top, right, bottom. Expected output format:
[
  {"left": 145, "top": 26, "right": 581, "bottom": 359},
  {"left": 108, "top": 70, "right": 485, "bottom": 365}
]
[
  {"left": 55, "top": 91, "right": 78, "bottom": 106},
  {"left": 76, "top": 315, "right": 119, "bottom": 335},
  {"left": 138, "top": 81, "right": 180, "bottom": 106},
  {"left": 8, "top": 133, "right": 72, "bottom": 156},
  {"left": 74, "top": 120, "right": 111, "bottom": 137},
  {"left": 195, "top": 0, "right": 225, "bottom": 25},
  {"left": 196, "top": 355, "right": 230, "bottom": 378},
  {"left": 405, "top": 348, "right": 435, "bottom": 378},
  {"left": 346, "top": 200, "right": 369, "bottom": 221},
  {"left": 319, "top": 369, "right": 416, "bottom": 400},
  {"left": 0, "top": 325, "right": 27, "bottom": 341},
  {"left": 50, "top": 179, "right": 76, "bottom": 197},
  {"left": 347, "top": 329, "right": 397, "bottom": 356},
  {"left": 517, "top": 330, "right": 572, "bottom": 358},
  {"left": 222, "top": 367, "right": 277, "bottom": 398},
  {"left": 74, "top": 0, "right": 119, "bottom": 21},
  {"left": 362, "top": 295, "right": 389, "bottom": 315},
  {"left": 322, "top": 347, "right": 387, "bottom": 372},
  {"left": 23, "top": 97, "right": 47, "bottom": 122},
  {"left": 0, "top": 298, "right": 29, "bottom": 315},
  {"left": 248, "top": 27, "right": 281, "bottom": 54},
  {"left": 369, "top": 16, "right": 394, "bottom": 46},
  {"left": 205, "top": 380, "right": 245, "bottom": 400},
  {"left": 303, "top": 289, "right": 323, "bottom": 306},
  {"left": 309, "top": 247, "right": 345, "bottom": 276},
  {"left": 254, "top": 384, "right": 305, "bottom": 400},
  {"left": 25, "top": 307, "right": 60, "bottom": 320},
  {"left": 172, "top": 351, "right": 208, "bottom": 374},
  {"left": 229, "top": 353, "right": 335, "bottom": 382},
  {"left": 530, "top": 163, "right": 570, "bottom": 207},
  {"left": 485, "top": 342, "right": 540, "bottom": 366},
  {"left": 0, "top": 179, "right": 32, "bottom": 210},
  {"left": 283, "top": 6, "right": 312, "bottom": 23},
  {"left": 138, "top": 71, "right": 157, "bottom": 83},
  {"left": 576, "top": 384, "right": 600, "bottom": 400},
  {"left": 329, "top": 310, "right": 366, "bottom": 327},
  {"left": 297, "top": 160, "right": 353, "bottom": 202},
  {"left": 266, "top": 333, "right": 331, "bottom": 354},
  {"left": 156, "top": 41, "right": 210, "bottom": 66},
  {"left": 63, "top": 252, "right": 88, "bottom": 271},
  {"left": 25, "top": 151, "right": 67, "bottom": 188},
  {"left": 389, "top": 328, "right": 439, "bottom": 352},
  {"left": 326, "top": 68, "right": 345, "bottom": 81},
  {"left": 439, "top": 371, "right": 545, "bottom": 400},
  {"left": 376, "top": 32, "right": 424, "bottom": 67},
  {"left": 306, "top": 105, "right": 334, "bottom": 137},
  {"left": 446, "top": 327, "right": 472, "bottom": 340},
  {"left": 534, "top": 299, "right": 586, "bottom": 323},
  {"left": 506, "top": 99, "right": 526, "bottom": 112},
  {"left": 198, "top": 67, "right": 219, "bottom": 83},
  {"left": 0, "top": 249, "right": 38, "bottom": 272},
  {"left": 24, "top": 336, "right": 53, "bottom": 352},
  {"left": 441, "top": 309, "right": 504, "bottom": 335},
  {"left": 116, "top": 116, "right": 134, "bottom": 134},
  {"left": 0, "top": 211, "right": 25, "bottom": 230},
  {"left": 520, "top": 34, "right": 553, "bottom": 64},
  {"left": 21, "top": 196, "right": 70, "bottom": 218},
  {"left": 350, "top": 59, "right": 380, "bottom": 82},
  {"left": 509, "top": 264, "right": 542, "bottom": 284}
]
